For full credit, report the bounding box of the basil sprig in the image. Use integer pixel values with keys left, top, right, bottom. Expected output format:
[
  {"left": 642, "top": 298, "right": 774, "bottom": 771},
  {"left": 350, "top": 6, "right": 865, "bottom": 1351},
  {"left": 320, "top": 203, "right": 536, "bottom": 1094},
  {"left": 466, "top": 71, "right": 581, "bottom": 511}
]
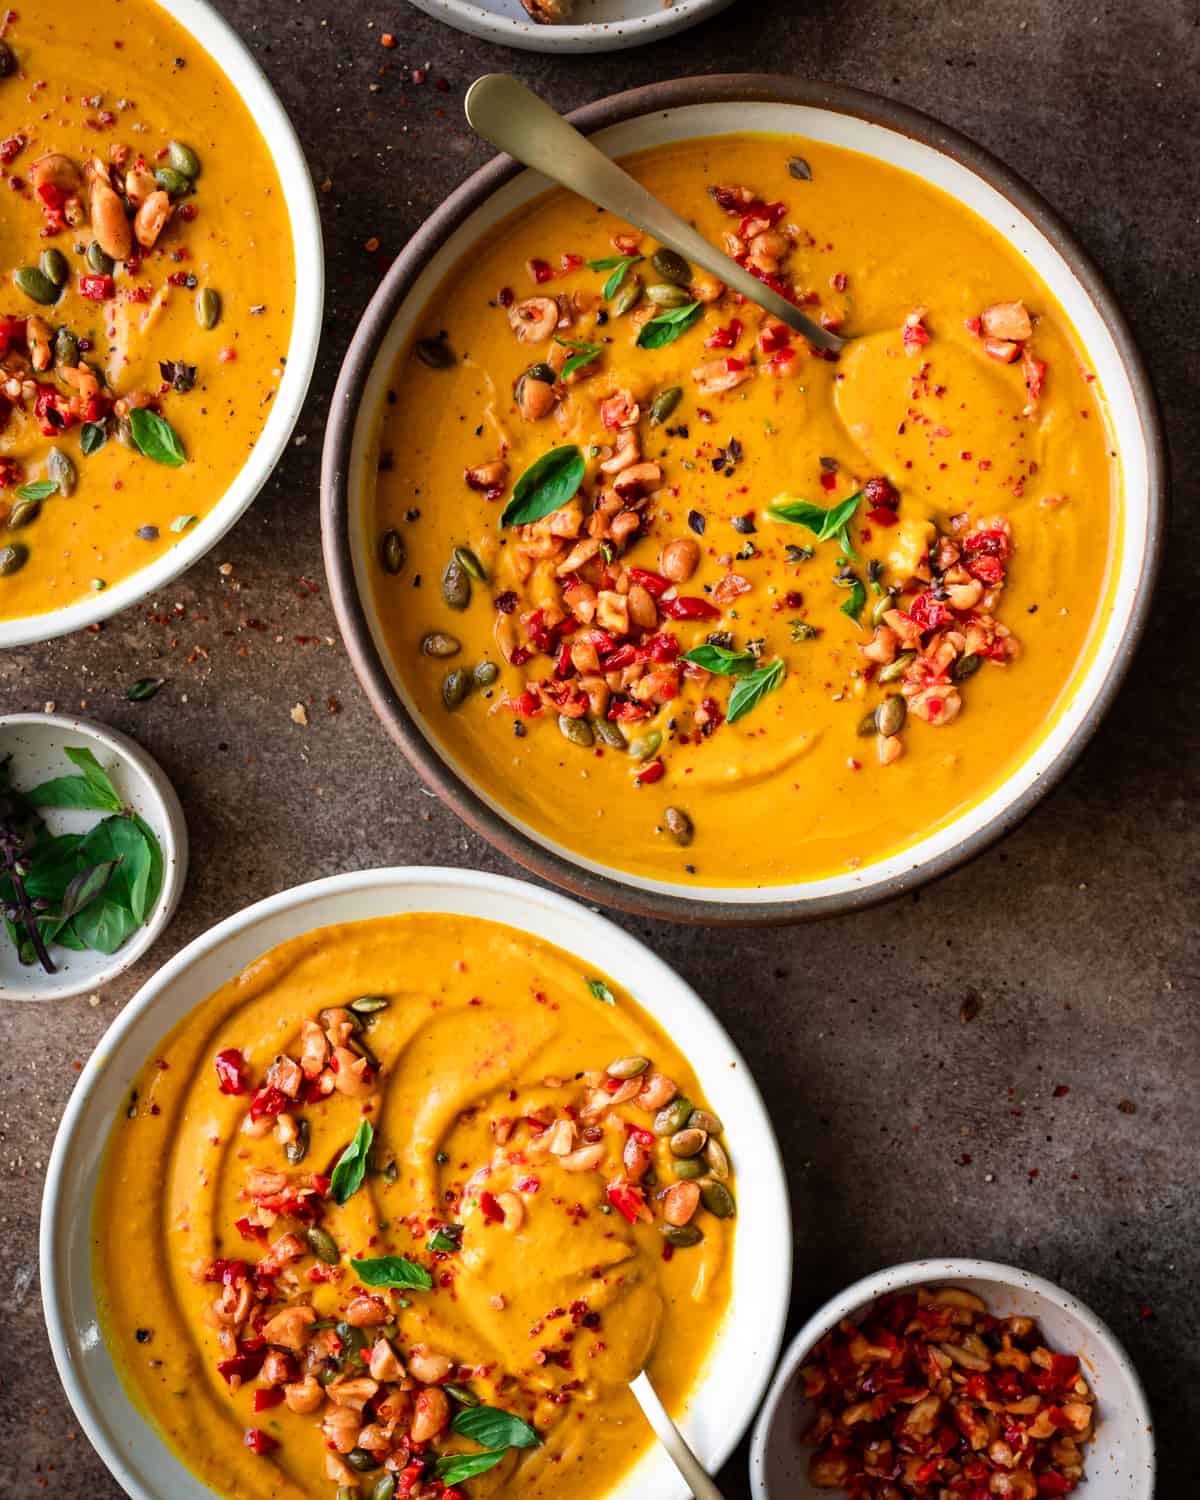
[
  {"left": 682, "top": 643, "right": 757, "bottom": 677},
  {"left": 835, "top": 570, "right": 868, "bottom": 623},
  {"left": 554, "top": 337, "right": 602, "bottom": 380},
  {"left": 501, "top": 445, "right": 585, "bottom": 528},
  {"left": 433, "top": 1450, "right": 509, "bottom": 1485},
  {"left": 637, "top": 302, "right": 702, "bottom": 350},
  {"left": 452, "top": 1406, "right": 541, "bottom": 1450},
  {"left": 15, "top": 480, "right": 57, "bottom": 503},
  {"left": 766, "top": 490, "right": 862, "bottom": 559},
  {"left": 330, "top": 1120, "right": 373, "bottom": 1204},
  {"left": 585, "top": 976, "right": 615, "bottom": 1006},
  {"left": 727, "top": 658, "right": 786, "bottom": 724},
  {"left": 129, "top": 408, "right": 186, "bottom": 467},
  {"left": 350, "top": 1255, "right": 432, "bottom": 1291},
  {"left": 80, "top": 420, "right": 107, "bottom": 456},
  {"left": 588, "top": 253, "right": 642, "bottom": 299}
]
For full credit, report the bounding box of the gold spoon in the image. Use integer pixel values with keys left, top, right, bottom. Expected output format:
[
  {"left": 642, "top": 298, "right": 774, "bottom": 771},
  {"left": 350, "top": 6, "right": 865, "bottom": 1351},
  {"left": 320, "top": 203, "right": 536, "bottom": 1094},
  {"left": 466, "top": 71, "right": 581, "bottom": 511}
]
[{"left": 463, "top": 73, "right": 845, "bottom": 355}]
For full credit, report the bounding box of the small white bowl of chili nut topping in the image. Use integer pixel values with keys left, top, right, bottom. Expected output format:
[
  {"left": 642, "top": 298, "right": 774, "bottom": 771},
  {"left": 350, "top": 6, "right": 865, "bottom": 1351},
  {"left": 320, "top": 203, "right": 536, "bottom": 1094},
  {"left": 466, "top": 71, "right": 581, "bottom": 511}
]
[{"left": 749, "top": 1259, "right": 1154, "bottom": 1500}]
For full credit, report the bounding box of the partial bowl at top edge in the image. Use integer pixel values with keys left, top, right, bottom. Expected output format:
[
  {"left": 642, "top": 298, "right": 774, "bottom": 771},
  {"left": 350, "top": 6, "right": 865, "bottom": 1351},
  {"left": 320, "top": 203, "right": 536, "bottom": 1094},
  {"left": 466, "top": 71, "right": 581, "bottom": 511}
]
[
  {"left": 40, "top": 864, "right": 791, "bottom": 1500},
  {"left": 0, "top": 0, "right": 323, "bottom": 650},
  {"left": 403, "top": 0, "right": 735, "bottom": 55},
  {"left": 320, "top": 74, "right": 1165, "bottom": 925},
  {"left": 749, "top": 1258, "right": 1155, "bottom": 1500}
]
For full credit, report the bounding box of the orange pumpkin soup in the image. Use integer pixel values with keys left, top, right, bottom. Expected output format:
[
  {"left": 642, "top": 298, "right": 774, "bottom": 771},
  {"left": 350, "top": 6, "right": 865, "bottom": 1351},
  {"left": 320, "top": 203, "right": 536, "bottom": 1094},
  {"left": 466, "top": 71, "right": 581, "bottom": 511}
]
[
  {"left": 367, "top": 135, "right": 1117, "bottom": 887},
  {"left": 96, "top": 914, "right": 735, "bottom": 1500},
  {"left": 0, "top": 1, "right": 293, "bottom": 619}
]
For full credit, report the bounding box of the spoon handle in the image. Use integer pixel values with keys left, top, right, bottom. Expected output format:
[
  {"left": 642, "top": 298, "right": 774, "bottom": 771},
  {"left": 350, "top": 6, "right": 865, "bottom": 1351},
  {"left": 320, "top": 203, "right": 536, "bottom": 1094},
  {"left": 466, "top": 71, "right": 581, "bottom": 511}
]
[
  {"left": 630, "top": 1369, "right": 728, "bottom": 1500},
  {"left": 464, "top": 73, "right": 844, "bottom": 354}
]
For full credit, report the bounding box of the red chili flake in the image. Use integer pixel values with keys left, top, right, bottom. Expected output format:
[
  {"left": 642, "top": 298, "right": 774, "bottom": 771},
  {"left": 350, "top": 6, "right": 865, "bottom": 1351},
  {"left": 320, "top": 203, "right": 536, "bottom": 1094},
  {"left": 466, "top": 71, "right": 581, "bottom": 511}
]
[
  {"left": 635, "top": 759, "right": 665, "bottom": 786},
  {"left": 864, "top": 476, "right": 898, "bottom": 510},
  {"left": 637, "top": 631, "right": 680, "bottom": 663},
  {"left": 214, "top": 1048, "right": 250, "bottom": 1095},
  {"left": 0, "top": 133, "right": 25, "bottom": 164},
  {"left": 515, "top": 1175, "right": 541, "bottom": 1193},
  {"left": 705, "top": 318, "right": 743, "bottom": 350},
  {"left": 234, "top": 1216, "right": 267, "bottom": 1243},
  {"left": 527, "top": 257, "right": 554, "bottom": 285},
  {"left": 79, "top": 274, "right": 114, "bottom": 301},
  {"left": 966, "top": 554, "right": 1005, "bottom": 585},
  {"left": 217, "top": 1343, "right": 267, "bottom": 1384},
  {"left": 600, "top": 643, "right": 637, "bottom": 671},
  {"left": 478, "top": 1191, "right": 505, "bottom": 1224},
  {"left": 606, "top": 1181, "right": 646, "bottom": 1223},
  {"left": 244, "top": 1428, "right": 278, "bottom": 1456},
  {"left": 493, "top": 589, "right": 518, "bottom": 614},
  {"left": 866, "top": 507, "right": 900, "bottom": 526},
  {"left": 627, "top": 567, "right": 669, "bottom": 598},
  {"left": 907, "top": 592, "right": 952, "bottom": 632},
  {"left": 658, "top": 595, "right": 720, "bottom": 621},
  {"left": 248, "top": 1084, "right": 289, "bottom": 1121},
  {"left": 1053, "top": 1084, "right": 1070, "bottom": 1097},
  {"left": 831, "top": 271, "right": 848, "bottom": 292},
  {"left": 253, "top": 1386, "right": 285, "bottom": 1412}
]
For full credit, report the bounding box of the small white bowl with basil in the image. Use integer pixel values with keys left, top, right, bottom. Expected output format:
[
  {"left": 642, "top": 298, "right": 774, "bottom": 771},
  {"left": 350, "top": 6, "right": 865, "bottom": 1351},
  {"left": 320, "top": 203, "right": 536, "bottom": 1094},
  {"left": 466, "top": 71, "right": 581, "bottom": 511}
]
[{"left": 0, "top": 714, "right": 187, "bottom": 1000}]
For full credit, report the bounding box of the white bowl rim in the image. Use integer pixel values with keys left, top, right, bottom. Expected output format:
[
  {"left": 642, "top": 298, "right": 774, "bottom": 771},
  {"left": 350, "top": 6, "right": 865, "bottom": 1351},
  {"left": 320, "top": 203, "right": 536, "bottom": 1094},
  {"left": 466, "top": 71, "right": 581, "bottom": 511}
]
[
  {"left": 404, "top": 0, "right": 736, "bottom": 56},
  {"left": 40, "top": 863, "right": 792, "bottom": 1500},
  {"left": 320, "top": 74, "right": 1166, "bottom": 926},
  {"left": 0, "top": 0, "right": 325, "bottom": 649},
  {"left": 0, "top": 710, "right": 188, "bottom": 999},
  {"left": 748, "top": 1256, "right": 1156, "bottom": 1500}
]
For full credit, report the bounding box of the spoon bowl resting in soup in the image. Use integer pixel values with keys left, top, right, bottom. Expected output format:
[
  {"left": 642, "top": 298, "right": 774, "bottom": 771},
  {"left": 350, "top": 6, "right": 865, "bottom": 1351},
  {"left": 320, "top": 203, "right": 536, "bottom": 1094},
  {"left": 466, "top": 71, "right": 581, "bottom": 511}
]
[{"left": 322, "top": 79, "right": 1163, "bottom": 922}]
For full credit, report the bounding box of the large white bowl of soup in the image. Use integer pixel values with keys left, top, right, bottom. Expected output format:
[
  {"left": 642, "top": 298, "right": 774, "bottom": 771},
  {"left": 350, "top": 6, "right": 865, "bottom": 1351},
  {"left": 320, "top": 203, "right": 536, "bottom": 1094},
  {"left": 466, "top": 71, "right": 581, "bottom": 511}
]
[
  {"left": 41, "top": 866, "right": 790, "bottom": 1500},
  {"left": 0, "top": 0, "right": 322, "bottom": 647},
  {"left": 322, "top": 76, "right": 1164, "bottom": 921}
]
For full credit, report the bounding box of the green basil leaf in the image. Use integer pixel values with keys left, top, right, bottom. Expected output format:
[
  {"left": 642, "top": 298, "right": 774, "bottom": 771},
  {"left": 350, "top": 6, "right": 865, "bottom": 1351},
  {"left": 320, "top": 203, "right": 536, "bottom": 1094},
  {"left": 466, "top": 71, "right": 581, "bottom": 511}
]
[
  {"left": 501, "top": 445, "right": 586, "bottom": 528},
  {"left": 554, "top": 337, "right": 603, "bottom": 381},
  {"left": 74, "top": 816, "right": 155, "bottom": 925},
  {"left": 80, "top": 421, "right": 108, "bottom": 456},
  {"left": 766, "top": 491, "right": 862, "bottom": 560},
  {"left": 127, "top": 677, "right": 164, "bottom": 701},
  {"left": 15, "top": 480, "right": 57, "bottom": 503},
  {"left": 129, "top": 408, "right": 186, "bottom": 467},
  {"left": 66, "top": 746, "right": 122, "bottom": 807},
  {"left": 588, "top": 254, "right": 642, "bottom": 299},
  {"left": 839, "top": 576, "right": 868, "bottom": 623},
  {"left": 451, "top": 1405, "right": 542, "bottom": 1450},
  {"left": 330, "top": 1120, "right": 374, "bottom": 1205},
  {"left": 636, "top": 301, "right": 702, "bottom": 350},
  {"left": 350, "top": 1255, "right": 432, "bottom": 1291},
  {"left": 681, "top": 643, "right": 757, "bottom": 677},
  {"left": 20, "top": 833, "right": 84, "bottom": 901},
  {"left": 26, "top": 776, "right": 117, "bottom": 812},
  {"left": 727, "top": 658, "right": 785, "bottom": 724},
  {"left": 59, "top": 859, "right": 120, "bottom": 921},
  {"left": 433, "top": 1450, "right": 509, "bottom": 1485},
  {"left": 428, "top": 1225, "right": 463, "bottom": 1253},
  {"left": 70, "top": 894, "right": 138, "bottom": 954},
  {"left": 585, "top": 977, "right": 614, "bottom": 1006},
  {"left": 130, "top": 814, "right": 164, "bottom": 922}
]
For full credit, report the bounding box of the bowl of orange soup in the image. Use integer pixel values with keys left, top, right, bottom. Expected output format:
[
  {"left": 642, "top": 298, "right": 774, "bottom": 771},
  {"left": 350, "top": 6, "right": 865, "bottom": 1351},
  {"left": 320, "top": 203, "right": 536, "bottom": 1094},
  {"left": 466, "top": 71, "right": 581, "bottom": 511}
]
[
  {"left": 42, "top": 866, "right": 790, "bottom": 1500},
  {"left": 0, "top": 0, "right": 322, "bottom": 647},
  {"left": 321, "top": 76, "right": 1163, "bottom": 921}
]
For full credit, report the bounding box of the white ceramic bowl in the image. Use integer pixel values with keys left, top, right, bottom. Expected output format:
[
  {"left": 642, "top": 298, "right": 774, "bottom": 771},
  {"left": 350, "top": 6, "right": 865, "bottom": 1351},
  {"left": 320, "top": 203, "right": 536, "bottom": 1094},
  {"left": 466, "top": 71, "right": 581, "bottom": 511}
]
[
  {"left": 404, "top": 0, "right": 735, "bottom": 54},
  {"left": 0, "top": 713, "right": 188, "bottom": 1000},
  {"left": 0, "top": 0, "right": 323, "bottom": 650},
  {"left": 323, "top": 79, "right": 1164, "bottom": 924},
  {"left": 41, "top": 865, "right": 791, "bottom": 1500},
  {"left": 749, "top": 1258, "right": 1155, "bottom": 1500}
]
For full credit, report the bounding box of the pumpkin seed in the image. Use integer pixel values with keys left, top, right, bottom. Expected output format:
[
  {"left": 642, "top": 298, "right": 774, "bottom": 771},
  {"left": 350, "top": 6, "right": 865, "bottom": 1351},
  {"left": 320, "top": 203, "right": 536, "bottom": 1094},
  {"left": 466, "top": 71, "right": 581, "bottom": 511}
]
[
  {"left": 558, "top": 713, "right": 594, "bottom": 748},
  {"left": 86, "top": 241, "right": 115, "bottom": 275},
  {"left": 444, "top": 1383, "right": 480, "bottom": 1408},
  {"left": 167, "top": 139, "right": 201, "bottom": 178},
  {"left": 420, "top": 630, "right": 461, "bottom": 658},
  {"left": 661, "top": 1223, "right": 703, "bottom": 1248},
  {"left": 285, "top": 1119, "right": 310, "bottom": 1164},
  {"left": 441, "top": 667, "right": 471, "bottom": 709},
  {"left": 593, "top": 718, "right": 626, "bottom": 749},
  {"left": 53, "top": 326, "right": 79, "bottom": 367},
  {"left": 305, "top": 1225, "right": 341, "bottom": 1265},
  {"left": 872, "top": 590, "right": 897, "bottom": 627},
  {"left": 606, "top": 1055, "right": 650, "bottom": 1080},
  {"left": 441, "top": 554, "right": 470, "bottom": 610},
  {"left": 703, "top": 1136, "right": 731, "bottom": 1180},
  {"left": 14, "top": 266, "right": 60, "bottom": 305},
  {"left": 196, "top": 287, "right": 221, "bottom": 329},
  {"left": 346, "top": 1448, "right": 380, "bottom": 1474},
  {"left": 0, "top": 40, "right": 15, "bottom": 77},
  {"left": 673, "top": 1157, "right": 706, "bottom": 1181},
  {"left": 380, "top": 529, "right": 406, "bottom": 575},
  {"left": 653, "top": 1097, "right": 693, "bottom": 1136},
  {"left": 47, "top": 447, "right": 76, "bottom": 497},
  {"left": 649, "top": 386, "right": 683, "bottom": 426},
  {"left": 688, "top": 1107, "right": 723, "bottom": 1135},
  {"left": 787, "top": 156, "right": 813, "bottom": 181},
  {"left": 39, "top": 248, "right": 68, "bottom": 288},
  {"left": 664, "top": 807, "right": 693, "bottom": 847},
  {"left": 698, "top": 1178, "right": 736, "bottom": 1218},
  {"left": 115, "top": 416, "right": 135, "bottom": 450},
  {"left": 338, "top": 1488, "right": 358, "bottom": 1500},
  {"left": 154, "top": 165, "right": 192, "bottom": 197},
  {"left": 628, "top": 729, "right": 662, "bottom": 762},
  {"left": 524, "top": 361, "right": 556, "bottom": 385},
  {"left": 473, "top": 660, "right": 499, "bottom": 689},
  {"left": 875, "top": 693, "right": 907, "bottom": 737},
  {"left": 645, "top": 282, "right": 692, "bottom": 309},
  {"left": 0, "top": 543, "right": 28, "bottom": 576},
  {"left": 650, "top": 247, "right": 691, "bottom": 285},
  {"left": 610, "top": 277, "right": 642, "bottom": 317},
  {"left": 669, "top": 1126, "right": 708, "bottom": 1158},
  {"left": 371, "top": 1478, "right": 397, "bottom": 1500},
  {"left": 349, "top": 995, "right": 389, "bottom": 1015},
  {"left": 878, "top": 650, "right": 916, "bottom": 683},
  {"left": 6, "top": 496, "right": 39, "bottom": 530},
  {"left": 453, "top": 545, "right": 487, "bottom": 583},
  {"left": 857, "top": 711, "right": 879, "bottom": 737},
  {"left": 416, "top": 335, "right": 455, "bottom": 369},
  {"left": 953, "top": 652, "right": 983, "bottom": 682}
]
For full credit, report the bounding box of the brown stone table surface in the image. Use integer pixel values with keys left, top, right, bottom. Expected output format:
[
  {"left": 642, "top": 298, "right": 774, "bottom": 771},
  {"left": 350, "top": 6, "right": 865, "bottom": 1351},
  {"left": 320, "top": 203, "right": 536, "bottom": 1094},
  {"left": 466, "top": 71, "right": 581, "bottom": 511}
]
[{"left": 2, "top": 0, "right": 1196, "bottom": 1492}]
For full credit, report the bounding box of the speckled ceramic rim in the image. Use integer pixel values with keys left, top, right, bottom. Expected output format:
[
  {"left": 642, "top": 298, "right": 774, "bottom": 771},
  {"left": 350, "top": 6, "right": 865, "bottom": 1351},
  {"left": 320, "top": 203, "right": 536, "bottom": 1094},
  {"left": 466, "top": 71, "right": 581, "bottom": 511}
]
[
  {"left": 747, "top": 1258, "right": 1155, "bottom": 1500},
  {"left": 404, "top": 0, "right": 735, "bottom": 56},
  {"left": 0, "top": 0, "right": 324, "bottom": 650},
  {"left": 321, "top": 74, "right": 1166, "bottom": 927}
]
